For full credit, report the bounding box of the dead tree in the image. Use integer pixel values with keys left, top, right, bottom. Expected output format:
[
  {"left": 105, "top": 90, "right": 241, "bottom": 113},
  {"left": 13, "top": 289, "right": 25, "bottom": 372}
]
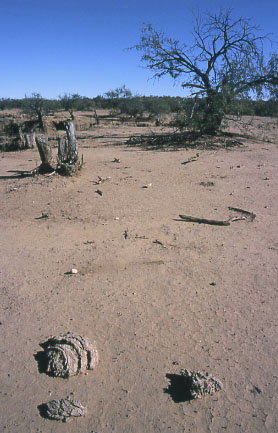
[{"left": 134, "top": 9, "right": 278, "bottom": 135}]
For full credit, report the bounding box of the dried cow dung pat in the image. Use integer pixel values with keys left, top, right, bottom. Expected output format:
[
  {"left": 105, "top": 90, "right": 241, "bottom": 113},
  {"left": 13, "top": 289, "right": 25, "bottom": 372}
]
[
  {"left": 40, "top": 398, "right": 87, "bottom": 422},
  {"left": 42, "top": 332, "right": 99, "bottom": 378},
  {"left": 180, "top": 368, "right": 223, "bottom": 399}
]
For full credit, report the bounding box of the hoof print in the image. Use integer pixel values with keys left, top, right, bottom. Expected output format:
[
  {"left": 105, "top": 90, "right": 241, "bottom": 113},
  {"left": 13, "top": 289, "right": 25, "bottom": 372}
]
[{"left": 39, "top": 398, "right": 86, "bottom": 422}]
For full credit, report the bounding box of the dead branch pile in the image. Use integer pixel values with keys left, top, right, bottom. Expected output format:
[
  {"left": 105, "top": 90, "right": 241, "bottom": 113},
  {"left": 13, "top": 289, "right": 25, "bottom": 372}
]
[{"left": 127, "top": 131, "right": 243, "bottom": 150}]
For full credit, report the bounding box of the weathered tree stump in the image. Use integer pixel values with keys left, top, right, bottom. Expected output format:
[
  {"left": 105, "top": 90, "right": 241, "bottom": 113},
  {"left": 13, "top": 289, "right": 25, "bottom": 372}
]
[
  {"left": 57, "top": 121, "right": 81, "bottom": 175},
  {"left": 1, "top": 123, "right": 35, "bottom": 151},
  {"left": 35, "top": 135, "right": 55, "bottom": 173},
  {"left": 65, "top": 121, "right": 78, "bottom": 162}
]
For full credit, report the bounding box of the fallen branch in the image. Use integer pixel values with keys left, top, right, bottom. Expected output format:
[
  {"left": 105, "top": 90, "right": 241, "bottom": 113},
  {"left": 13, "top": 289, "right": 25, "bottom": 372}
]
[
  {"left": 127, "top": 132, "right": 243, "bottom": 150},
  {"left": 179, "top": 215, "right": 230, "bottom": 226},
  {"left": 228, "top": 207, "right": 256, "bottom": 221}
]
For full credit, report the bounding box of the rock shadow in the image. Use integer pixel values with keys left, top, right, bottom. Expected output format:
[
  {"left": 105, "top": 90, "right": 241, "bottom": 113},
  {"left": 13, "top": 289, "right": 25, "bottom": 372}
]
[
  {"left": 164, "top": 373, "right": 193, "bottom": 403},
  {"left": 37, "top": 403, "right": 52, "bottom": 420},
  {"left": 34, "top": 341, "right": 51, "bottom": 375}
]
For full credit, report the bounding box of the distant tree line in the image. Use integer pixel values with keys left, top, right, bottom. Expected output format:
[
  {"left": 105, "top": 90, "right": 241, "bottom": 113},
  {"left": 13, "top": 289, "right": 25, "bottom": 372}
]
[{"left": 1, "top": 91, "right": 278, "bottom": 119}]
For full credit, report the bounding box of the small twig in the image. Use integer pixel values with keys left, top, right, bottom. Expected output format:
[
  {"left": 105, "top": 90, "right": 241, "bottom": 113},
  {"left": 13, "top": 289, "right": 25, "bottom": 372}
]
[
  {"left": 181, "top": 153, "right": 200, "bottom": 165},
  {"left": 153, "top": 240, "right": 167, "bottom": 248},
  {"left": 45, "top": 171, "right": 56, "bottom": 177},
  {"left": 35, "top": 213, "right": 49, "bottom": 220},
  {"left": 94, "top": 176, "right": 112, "bottom": 185}
]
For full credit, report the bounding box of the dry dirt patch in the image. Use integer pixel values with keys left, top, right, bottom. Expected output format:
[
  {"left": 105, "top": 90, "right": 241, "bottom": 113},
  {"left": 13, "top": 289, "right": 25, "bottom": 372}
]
[{"left": 0, "top": 118, "right": 278, "bottom": 433}]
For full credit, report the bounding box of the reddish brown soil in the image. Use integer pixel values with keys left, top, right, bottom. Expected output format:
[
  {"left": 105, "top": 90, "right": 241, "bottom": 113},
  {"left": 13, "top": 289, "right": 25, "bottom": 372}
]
[{"left": 0, "top": 115, "right": 277, "bottom": 433}]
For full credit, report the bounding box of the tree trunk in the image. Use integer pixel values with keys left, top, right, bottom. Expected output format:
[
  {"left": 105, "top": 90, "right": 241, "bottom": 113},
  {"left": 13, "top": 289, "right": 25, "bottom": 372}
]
[
  {"left": 69, "top": 110, "right": 75, "bottom": 120},
  {"left": 202, "top": 91, "right": 224, "bottom": 135},
  {"left": 36, "top": 135, "right": 54, "bottom": 173}
]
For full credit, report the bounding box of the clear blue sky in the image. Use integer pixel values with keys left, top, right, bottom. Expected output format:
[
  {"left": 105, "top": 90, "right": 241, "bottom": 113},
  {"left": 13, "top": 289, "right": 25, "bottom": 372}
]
[{"left": 1, "top": 0, "right": 277, "bottom": 99}]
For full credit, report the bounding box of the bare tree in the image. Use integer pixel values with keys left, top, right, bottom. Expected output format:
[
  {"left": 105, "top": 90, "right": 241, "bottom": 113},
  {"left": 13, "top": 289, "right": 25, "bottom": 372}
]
[
  {"left": 133, "top": 9, "right": 278, "bottom": 134},
  {"left": 23, "top": 93, "right": 45, "bottom": 130}
]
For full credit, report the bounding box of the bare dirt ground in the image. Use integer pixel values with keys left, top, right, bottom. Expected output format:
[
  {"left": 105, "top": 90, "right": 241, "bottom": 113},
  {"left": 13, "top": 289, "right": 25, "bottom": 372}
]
[{"left": 0, "top": 115, "right": 278, "bottom": 433}]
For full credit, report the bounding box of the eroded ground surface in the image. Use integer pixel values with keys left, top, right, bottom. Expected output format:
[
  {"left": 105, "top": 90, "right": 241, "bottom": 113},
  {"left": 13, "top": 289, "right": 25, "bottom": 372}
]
[{"left": 0, "top": 118, "right": 278, "bottom": 433}]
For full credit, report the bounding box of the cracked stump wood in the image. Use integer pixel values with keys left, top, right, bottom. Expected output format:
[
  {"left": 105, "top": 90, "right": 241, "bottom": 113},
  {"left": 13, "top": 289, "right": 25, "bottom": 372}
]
[
  {"left": 35, "top": 135, "right": 54, "bottom": 173},
  {"left": 64, "top": 121, "right": 78, "bottom": 163},
  {"left": 57, "top": 121, "right": 80, "bottom": 175}
]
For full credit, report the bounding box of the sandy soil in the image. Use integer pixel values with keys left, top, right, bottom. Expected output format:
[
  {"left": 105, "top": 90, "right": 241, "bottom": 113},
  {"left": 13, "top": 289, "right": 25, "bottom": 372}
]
[{"left": 0, "top": 118, "right": 278, "bottom": 433}]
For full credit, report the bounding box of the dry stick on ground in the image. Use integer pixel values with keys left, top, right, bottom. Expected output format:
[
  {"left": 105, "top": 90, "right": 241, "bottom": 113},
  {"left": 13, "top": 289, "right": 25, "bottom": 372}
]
[
  {"left": 178, "top": 213, "right": 249, "bottom": 226},
  {"left": 228, "top": 207, "right": 256, "bottom": 221},
  {"left": 181, "top": 153, "right": 200, "bottom": 165},
  {"left": 179, "top": 215, "right": 231, "bottom": 226}
]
